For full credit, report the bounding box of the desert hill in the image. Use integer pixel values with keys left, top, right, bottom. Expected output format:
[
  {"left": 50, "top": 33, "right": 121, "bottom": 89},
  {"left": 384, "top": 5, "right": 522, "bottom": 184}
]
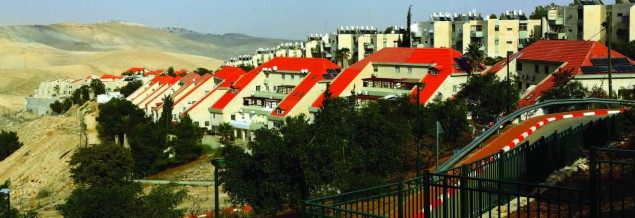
[{"left": 0, "top": 22, "right": 290, "bottom": 112}]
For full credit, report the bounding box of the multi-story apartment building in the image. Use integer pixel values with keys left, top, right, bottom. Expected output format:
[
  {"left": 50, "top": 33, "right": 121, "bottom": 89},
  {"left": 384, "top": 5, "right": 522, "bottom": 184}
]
[
  {"left": 485, "top": 40, "right": 635, "bottom": 108},
  {"left": 413, "top": 11, "right": 541, "bottom": 58},
  {"left": 229, "top": 26, "right": 404, "bottom": 68},
  {"left": 543, "top": 0, "right": 635, "bottom": 43},
  {"left": 334, "top": 26, "right": 405, "bottom": 66}
]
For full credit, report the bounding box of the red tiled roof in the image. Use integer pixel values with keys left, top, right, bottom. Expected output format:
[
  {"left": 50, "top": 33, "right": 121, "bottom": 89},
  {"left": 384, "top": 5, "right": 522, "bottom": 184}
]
[
  {"left": 100, "top": 74, "right": 124, "bottom": 80},
  {"left": 312, "top": 48, "right": 464, "bottom": 107},
  {"left": 517, "top": 40, "right": 631, "bottom": 108},
  {"left": 157, "top": 74, "right": 213, "bottom": 111},
  {"left": 139, "top": 76, "right": 182, "bottom": 107},
  {"left": 269, "top": 58, "right": 341, "bottom": 116},
  {"left": 127, "top": 67, "right": 145, "bottom": 73},
  {"left": 180, "top": 66, "right": 247, "bottom": 116},
  {"left": 175, "top": 69, "right": 188, "bottom": 76},
  {"left": 144, "top": 69, "right": 164, "bottom": 77}
]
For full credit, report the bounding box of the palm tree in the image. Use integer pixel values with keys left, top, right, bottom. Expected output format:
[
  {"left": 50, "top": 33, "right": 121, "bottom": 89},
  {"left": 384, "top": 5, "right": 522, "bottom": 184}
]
[
  {"left": 336, "top": 48, "right": 350, "bottom": 68},
  {"left": 464, "top": 42, "right": 485, "bottom": 76},
  {"left": 218, "top": 122, "right": 233, "bottom": 144}
]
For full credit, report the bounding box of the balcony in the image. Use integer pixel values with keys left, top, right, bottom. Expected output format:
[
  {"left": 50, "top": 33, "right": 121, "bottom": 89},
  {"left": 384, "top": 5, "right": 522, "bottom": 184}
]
[
  {"left": 470, "top": 31, "right": 483, "bottom": 38},
  {"left": 364, "top": 43, "right": 375, "bottom": 50},
  {"left": 546, "top": 31, "right": 567, "bottom": 40},
  {"left": 549, "top": 18, "right": 564, "bottom": 26}
]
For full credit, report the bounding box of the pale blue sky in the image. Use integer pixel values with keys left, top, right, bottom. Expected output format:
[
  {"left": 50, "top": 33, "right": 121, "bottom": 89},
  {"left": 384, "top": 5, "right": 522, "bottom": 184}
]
[{"left": 0, "top": 0, "right": 574, "bottom": 40}]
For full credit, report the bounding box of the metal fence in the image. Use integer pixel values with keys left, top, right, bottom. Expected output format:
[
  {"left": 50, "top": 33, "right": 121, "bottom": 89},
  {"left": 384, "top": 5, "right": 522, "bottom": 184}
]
[
  {"left": 302, "top": 114, "right": 630, "bottom": 217},
  {"left": 589, "top": 147, "right": 635, "bottom": 217}
]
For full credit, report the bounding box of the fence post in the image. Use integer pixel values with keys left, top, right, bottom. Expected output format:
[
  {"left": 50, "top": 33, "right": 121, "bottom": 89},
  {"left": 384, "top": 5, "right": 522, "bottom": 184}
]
[
  {"left": 589, "top": 147, "right": 597, "bottom": 218},
  {"left": 498, "top": 151, "right": 505, "bottom": 180},
  {"left": 398, "top": 180, "right": 404, "bottom": 218},
  {"left": 423, "top": 170, "right": 431, "bottom": 218},
  {"left": 460, "top": 164, "right": 468, "bottom": 218}
]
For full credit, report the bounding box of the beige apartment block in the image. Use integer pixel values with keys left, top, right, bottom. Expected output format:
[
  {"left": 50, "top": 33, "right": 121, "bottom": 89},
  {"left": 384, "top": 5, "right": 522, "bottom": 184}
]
[
  {"left": 414, "top": 11, "right": 540, "bottom": 58},
  {"left": 544, "top": 0, "right": 635, "bottom": 43}
]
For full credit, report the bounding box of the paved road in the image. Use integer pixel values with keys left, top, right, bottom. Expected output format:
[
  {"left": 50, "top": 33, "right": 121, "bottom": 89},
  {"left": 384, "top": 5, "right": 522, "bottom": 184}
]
[{"left": 133, "top": 179, "right": 214, "bottom": 186}]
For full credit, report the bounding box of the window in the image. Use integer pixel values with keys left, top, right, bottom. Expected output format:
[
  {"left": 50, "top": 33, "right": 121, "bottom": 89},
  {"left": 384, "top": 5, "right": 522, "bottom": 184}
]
[
  {"left": 507, "top": 41, "right": 513, "bottom": 45},
  {"left": 518, "top": 81, "right": 522, "bottom": 90},
  {"left": 395, "top": 66, "right": 400, "bottom": 73},
  {"left": 407, "top": 67, "right": 412, "bottom": 73},
  {"left": 231, "top": 114, "right": 236, "bottom": 120},
  {"left": 452, "top": 24, "right": 456, "bottom": 32},
  {"left": 453, "top": 85, "right": 458, "bottom": 92},
  {"left": 520, "top": 23, "right": 527, "bottom": 31},
  {"left": 507, "top": 28, "right": 512, "bottom": 31},
  {"left": 569, "top": 28, "right": 573, "bottom": 33},
  {"left": 534, "top": 64, "right": 539, "bottom": 73},
  {"left": 495, "top": 39, "right": 500, "bottom": 45},
  {"left": 373, "top": 66, "right": 378, "bottom": 72},
  {"left": 544, "top": 65, "right": 549, "bottom": 74},
  {"left": 255, "top": 86, "right": 260, "bottom": 91},
  {"left": 291, "top": 75, "right": 295, "bottom": 80},
  {"left": 430, "top": 69, "right": 438, "bottom": 76},
  {"left": 213, "top": 114, "right": 216, "bottom": 119},
  {"left": 282, "top": 74, "right": 285, "bottom": 79},
  {"left": 205, "top": 121, "right": 209, "bottom": 126},
  {"left": 618, "top": 13, "right": 623, "bottom": 17},
  {"left": 517, "top": 62, "right": 523, "bottom": 71},
  {"left": 495, "top": 25, "right": 499, "bottom": 31}
]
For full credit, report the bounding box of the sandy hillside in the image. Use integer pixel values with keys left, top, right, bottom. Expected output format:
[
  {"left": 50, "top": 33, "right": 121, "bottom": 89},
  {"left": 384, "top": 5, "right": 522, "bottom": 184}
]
[
  {"left": 0, "top": 22, "right": 292, "bottom": 112},
  {"left": 0, "top": 113, "right": 83, "bottom": 215},
  {"left": 0, "top": 37, "right": 223, "bottom": 111}
]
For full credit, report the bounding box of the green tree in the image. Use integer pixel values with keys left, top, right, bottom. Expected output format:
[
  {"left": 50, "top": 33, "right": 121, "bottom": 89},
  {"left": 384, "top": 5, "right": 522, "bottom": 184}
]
[
  {"left": 90, "top": 79, "right": 106, "bottom": 97},
  {"left": 58, "top": 142, "right": 188, "bottom": 218},
  {"left": 218, "top": 122, "right": 234, "bottom": 144},
  {"left": 611, "top": 41, "right": 635, "bottom": 60},
  {"left": 166, "top": 66, "right": 176, "bottom": 77},
  {"left": 384, "top": 26, "right": 395, "bottom": 34},
  {"left": 157, "top": 95, "right": 174, "bottom": 133},
  {"left": 0, "top": 131, "right": 22, "bottom": 161},
  {"left": 128, "top": 122, "right": 166, "bottom": 175},
  {"left": 540, "top": 70, "right": 589, "bottom": 113},
  {"left": 138, "top": 183, "right": 188, "bottom": 218},
  {"left": 120, "top": 80, "right": 143, "bottom": 98},
  {"left": 171, "top": 113, "right": 203, "bottom": 164},
  {"left": 401, "top": 5, "right": 412, "bottom": 47},
  {"left": 96, "top": 98, "right": 149, "bottom": 145},
  {"left": 484, "top": 56, "right": 505, "bottom": 65},
  {"left": 49, "top": 100, "right": 64, "bottom": 114},
  {"left": 69, "top": 143, "right": 134, "bottom": 188},
  {"left": 311, "top": 44, "right": 323, "bottom": 58},
  {"left": 335, "top": 48, "right": 351, "bottom": 68},
  {"left": 236, "top": 64, "right": 255, "bottom": 72},
  {"left": 523, "top": 30, "right": 538, "bottom": 48},
  {"left": 464, "top": 42, "right": 485, "bottom": 76},
  {"left": 489, "top": 14, "right": 497, "bottom": 19},
  {"left": 529, "top": 3, "right": 559, "bottom": 19},
  {"left": 457, "top": 73, "right": 520, "bottom": 125},
  {"left": 194, "top": 67, "right": 212, "bottom": 76}
]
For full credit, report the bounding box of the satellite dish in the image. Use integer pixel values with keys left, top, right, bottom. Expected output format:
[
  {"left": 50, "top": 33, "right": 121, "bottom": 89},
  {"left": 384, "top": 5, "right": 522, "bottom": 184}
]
[{"left": 273, "top": 66, "right": 278, "bottom": 71}]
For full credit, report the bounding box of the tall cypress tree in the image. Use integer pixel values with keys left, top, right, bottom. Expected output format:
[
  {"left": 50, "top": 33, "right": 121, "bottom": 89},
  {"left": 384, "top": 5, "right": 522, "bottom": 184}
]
[
  {"left": 402, "top": 5, "right": 412, "bottom": 47},
  {"left": 158, "top": 95, "right": 174, "bottom": 132}
]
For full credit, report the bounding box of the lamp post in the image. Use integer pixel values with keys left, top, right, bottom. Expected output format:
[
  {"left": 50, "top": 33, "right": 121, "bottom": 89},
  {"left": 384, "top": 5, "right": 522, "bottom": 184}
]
[
  {"left": 0, "top": 188, "right": 10, "bottom": 213},
  {"left": 211, "top": 159, "right": 225, "bottom": 218},
  {"left": 414, "top": 82, "right": 426, "bottom": 181},
  {"left": 603, "top": 15, "right": 613, "bottom": 98}
]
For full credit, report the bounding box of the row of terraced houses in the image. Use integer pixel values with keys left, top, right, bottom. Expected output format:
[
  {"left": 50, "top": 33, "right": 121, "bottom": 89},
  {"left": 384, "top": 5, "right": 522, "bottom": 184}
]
[{"left": 125, "top": 39, "right": 635, "bottom": 140}]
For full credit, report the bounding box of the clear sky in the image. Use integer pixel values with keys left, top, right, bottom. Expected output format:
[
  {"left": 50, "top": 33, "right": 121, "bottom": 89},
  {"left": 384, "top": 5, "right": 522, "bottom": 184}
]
[{"left": 0, "top": 0, "right": 573, "bottom": 40}]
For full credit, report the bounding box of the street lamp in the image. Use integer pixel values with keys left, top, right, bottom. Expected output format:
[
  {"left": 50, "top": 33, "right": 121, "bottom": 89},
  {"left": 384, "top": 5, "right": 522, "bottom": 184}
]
[
  {"left": 0, "top": 188, "right": 10, "bottom": 213},
  {"left": 414, "top": 82, "right": 426, "bottom": 181},
  {"left": 211, "top": 159, "right": 225, "bottom": 218}
]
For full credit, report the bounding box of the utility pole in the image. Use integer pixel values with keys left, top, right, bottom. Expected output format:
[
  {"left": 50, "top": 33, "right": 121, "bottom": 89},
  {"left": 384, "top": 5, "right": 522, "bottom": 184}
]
[{"left": 607, "top": 14, "right": 613, "bottom": 98}]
